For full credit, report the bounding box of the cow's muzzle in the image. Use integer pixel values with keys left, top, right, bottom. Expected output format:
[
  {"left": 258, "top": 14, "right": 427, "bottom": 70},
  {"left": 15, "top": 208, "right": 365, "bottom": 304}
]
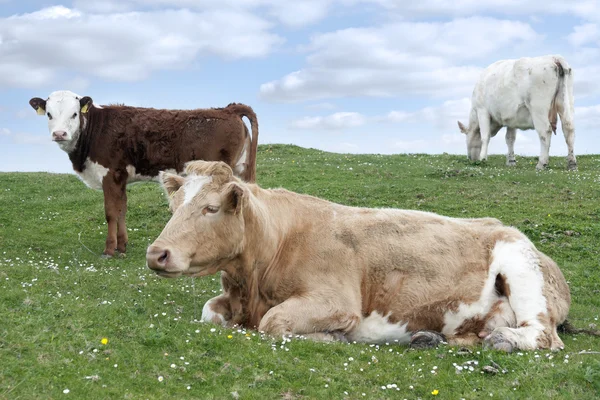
[
  {"left": 52, "top": 131, "right": 67, "bottom": 141},
  {"left": 146, "top": 245, "right": 171, "bottom": 272}
]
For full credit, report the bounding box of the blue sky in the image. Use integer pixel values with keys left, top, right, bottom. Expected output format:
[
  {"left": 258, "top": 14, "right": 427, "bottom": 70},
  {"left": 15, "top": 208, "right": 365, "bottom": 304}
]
[{"left": 1, "top": 0, "right": 600, "bottom": 173}]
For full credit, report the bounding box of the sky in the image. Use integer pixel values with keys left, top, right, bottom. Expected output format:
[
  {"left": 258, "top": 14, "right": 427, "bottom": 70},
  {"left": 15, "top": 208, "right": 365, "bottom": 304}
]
[{"left": 1, "top": 0, "right": 600, "bottom": 173}]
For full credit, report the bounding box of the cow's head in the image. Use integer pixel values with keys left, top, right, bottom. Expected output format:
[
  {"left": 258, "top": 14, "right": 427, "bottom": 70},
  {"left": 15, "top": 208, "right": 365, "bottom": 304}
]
[
  {"left": 146, "top": 161, "right": 247, "bottom": 278},
  {"left": 458, "top": 120, "right": 482, "bottom": 161},
  {"left": 29, "top": 90, "right": 93, "bottom": 152}
]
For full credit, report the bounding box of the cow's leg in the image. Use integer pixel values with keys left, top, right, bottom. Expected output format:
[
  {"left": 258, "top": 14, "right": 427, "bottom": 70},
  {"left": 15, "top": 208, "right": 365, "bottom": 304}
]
[
  {"left": 561, "top": 122, "right": 577, "bottom": 170},
  {"left": 505, "top": 128, "right": 517, "bottom": 166},
  {"left": 477, "top": 110, "right": 492, "bottom": 161},
  {"left": 101, "top": 170, "right": 128, "bottom": 257},
  {"left": 257, "top": 296, "right": 360, "bottom": 340},
  {"left": 531, "top": 111, "right": 553, "bottom": 170},
  {"left": 201, "top": 295, "right": 232, "bottom": 327},
  {"left": 483, "top": 240, "right": 561, "bottom": 351},
  {"left": 116, "top": 188, "right": 128, "bottom": 254}
]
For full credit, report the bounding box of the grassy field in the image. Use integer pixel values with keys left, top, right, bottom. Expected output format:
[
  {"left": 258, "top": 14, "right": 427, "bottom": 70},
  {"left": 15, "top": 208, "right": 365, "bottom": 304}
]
[{"left": 1, "top": 144, "right": 599, "bottom": 399}]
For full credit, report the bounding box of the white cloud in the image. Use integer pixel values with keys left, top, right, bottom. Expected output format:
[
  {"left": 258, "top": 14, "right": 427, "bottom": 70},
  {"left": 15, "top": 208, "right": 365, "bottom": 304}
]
[
  {"left": 384, "top": 98, "right": 472, "bottom": 130},
  {"left": 260, "top": 17, "right": 540, "bottom": 102},
  {"left": 0, "top": 127, "right": 11, "bottom": 136},
  {"left": 365, "top": 0, "right": 600, "bottom": 21},
  {"left": 0, "top": 5, "right": 283, "bottom": 89},
  {"left": 575, "top": 104, "right": 600, "bottom": 128},
  {"left": 290, "top": 112, "right": 366, "bottom": 130},
  {"left": 568, "top": 23, "right": 598, "bottom": 47},
  {"left": 73, "top": 0, "right": 336, "bottom": 27}
]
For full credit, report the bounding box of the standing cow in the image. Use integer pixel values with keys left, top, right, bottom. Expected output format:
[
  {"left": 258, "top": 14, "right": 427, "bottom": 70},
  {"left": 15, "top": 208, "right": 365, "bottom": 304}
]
[
  {"left": 147, "top": 160, "right": 571, "bottom": 352},
  {"left": 458, "top": 55, "right": 576, "bottom": 170},
  {"left": 29, "top": 90, "right": 259, "bottom": 257}
]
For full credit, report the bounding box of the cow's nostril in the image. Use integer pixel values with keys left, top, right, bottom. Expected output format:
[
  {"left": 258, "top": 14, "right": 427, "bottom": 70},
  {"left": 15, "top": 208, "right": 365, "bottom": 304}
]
[{"left": 158, "top": 250, "right": 169, "bottom": 264}]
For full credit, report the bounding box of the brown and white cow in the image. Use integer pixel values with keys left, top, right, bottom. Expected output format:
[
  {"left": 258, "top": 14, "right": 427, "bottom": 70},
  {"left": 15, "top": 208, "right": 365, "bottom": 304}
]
[
  {"left": 29, "top": 90, "right": 258, "bottom": 257},
  {"left": 146, "top": 161, "right": 571, "bottom": 351}
]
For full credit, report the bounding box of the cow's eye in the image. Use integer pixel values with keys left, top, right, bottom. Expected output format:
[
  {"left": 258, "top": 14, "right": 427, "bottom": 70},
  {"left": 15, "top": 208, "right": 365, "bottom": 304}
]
[
  {"left": 47, "top": 113, "right": 53, "bottom": 120},
  {"left": 72, "top": 112, "right": 77, "bottom": 119},
  {"left": 205, "top": 205, "right": 219, "bottom": 214}
]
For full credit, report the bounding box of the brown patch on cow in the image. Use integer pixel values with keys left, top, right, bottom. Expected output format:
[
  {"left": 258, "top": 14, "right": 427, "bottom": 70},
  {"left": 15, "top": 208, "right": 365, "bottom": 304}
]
[
  {"left": 453, "top": 300, "right": 505, "bottom": 337},
  {"left": 494, "top": 274, "right": 511, "bottom": 297},
  {"left": 335, "top": 229, "right": 359, "bottom": 251}
]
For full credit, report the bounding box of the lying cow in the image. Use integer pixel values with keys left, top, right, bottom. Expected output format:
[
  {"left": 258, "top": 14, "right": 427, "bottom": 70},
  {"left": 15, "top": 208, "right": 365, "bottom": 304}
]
[
  {"left": 458, "top": 55, "right": 576, "bottom": 170},
  {"left": 146, "top": 160, "right": 571, "bottom": 352},
  {"left": 29, "top": 91, "right": 259, "bottom": 257}
]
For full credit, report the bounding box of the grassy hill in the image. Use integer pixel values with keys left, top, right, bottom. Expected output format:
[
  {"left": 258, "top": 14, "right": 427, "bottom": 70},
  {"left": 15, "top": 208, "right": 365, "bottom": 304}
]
[{"left": 1, "top": 144, "right": 599, "bottom": 399}]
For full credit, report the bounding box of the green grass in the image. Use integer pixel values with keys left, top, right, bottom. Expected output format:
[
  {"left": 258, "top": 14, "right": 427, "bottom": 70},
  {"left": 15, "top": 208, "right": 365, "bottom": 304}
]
[{"left": 1, "top": 144, "right": 599, "bottom": 399}]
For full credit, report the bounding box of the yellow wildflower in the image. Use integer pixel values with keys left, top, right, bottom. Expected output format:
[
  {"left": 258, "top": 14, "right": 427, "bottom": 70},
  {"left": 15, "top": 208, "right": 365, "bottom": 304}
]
[
  {"left": 101, "top": 337, "right": 108, "bottom": 345},
  {"left": 432, "top": 389, "right": 439, "bottom": 396},
  {"left": 227, "top": 335, "right": 233, "bottom": 339}
]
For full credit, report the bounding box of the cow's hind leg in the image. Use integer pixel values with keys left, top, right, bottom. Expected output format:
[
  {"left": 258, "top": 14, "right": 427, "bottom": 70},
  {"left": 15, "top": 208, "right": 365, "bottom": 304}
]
[
  {"left": 116, "top": 188, "right": 128, "bottom": 255},
  {"left": 530, "top": 107, "right": 554, "bottom": 170},
  {"left": 101, "top": 170, "right": 128, "bottom": 258},
  {"left": 258, "top": 295, "right": 360, "bottom": 341},
  {"left": 410, "top": 331, "right": 447, "bottom": 349},
  {"left": 484, "top": 240, "right": 559, "bottom": 351}
]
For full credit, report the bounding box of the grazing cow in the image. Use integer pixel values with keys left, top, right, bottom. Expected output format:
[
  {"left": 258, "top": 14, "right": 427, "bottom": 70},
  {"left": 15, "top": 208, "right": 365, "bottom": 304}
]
[
  {"left": 29, "top": 90, "right": 258, "bottom": 257},
  {"left": 146, "top": 161, "right": 571, "bottom": 352},
  {"left": 458, "top": 55, "right": 576, "bottom": 170}
]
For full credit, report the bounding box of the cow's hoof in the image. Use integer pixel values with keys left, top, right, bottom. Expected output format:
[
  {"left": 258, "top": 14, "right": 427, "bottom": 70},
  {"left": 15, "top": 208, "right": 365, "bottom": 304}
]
[
  {"left": 506, "top": 160, "right": 516, "bottom": 167},
  {"left": 567, "top": 162, "right": 578, "bottom": 171},
  {"left": 117, "top": 252, "right": 127, "bottom": 259},
  {"left": 410, "top": 330, "right": 447, "bottom": 349},
  {"left": 535, "top": 163, "right": 548, "bottom": 171},
  {"left": 483, "top": 331, "right": 516, "bottom": 353},
  {"left": 101, "top": 254, "right": 113, "bottom": 259}
]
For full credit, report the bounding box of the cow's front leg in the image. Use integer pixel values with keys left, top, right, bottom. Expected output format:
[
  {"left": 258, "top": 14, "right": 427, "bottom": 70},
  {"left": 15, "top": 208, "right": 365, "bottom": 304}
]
[
  {"left": 505, "top": 127, "right": 517, "bottom": 166},
  {"left": 201, "top": 295, "right": 233, "bottom": 327},
  {"left": 257, "top": 296, "right": 360, "bottom": 340},
  {"left": 101, "top": 170, "right": 128, "bottom": 257}
]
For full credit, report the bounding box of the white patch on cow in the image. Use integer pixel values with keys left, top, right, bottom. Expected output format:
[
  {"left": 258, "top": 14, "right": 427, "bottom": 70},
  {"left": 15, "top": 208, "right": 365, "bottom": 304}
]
[
  {"left": 443, "top": 239, "right": 547, "bottom": 349},
  {"left": 76, "top": 158, "right": 109, "bottom": 190},
  {"left": 201, "top": 298, "right": 227, "bottom": 326},
  {"left": 183, "top": 175, "right": 213, "bottom": 205},
  {"left": 232, "top": 138, "right": 249, "bottom": 177},
  {"left": 486, "top": 240, "right": 547, "bottom": 349},
  {"left": 347, "top": 311, "right": 411, "bottom": 344}
]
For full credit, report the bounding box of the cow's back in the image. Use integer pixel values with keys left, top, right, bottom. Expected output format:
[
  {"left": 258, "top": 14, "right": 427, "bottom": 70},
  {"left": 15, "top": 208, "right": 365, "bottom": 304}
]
[
  {"left": 472, "top": 55, "right": 564, "bottom": 129},
  {"left": 85, "top": 106, "right": 248, "bottom": 177}
]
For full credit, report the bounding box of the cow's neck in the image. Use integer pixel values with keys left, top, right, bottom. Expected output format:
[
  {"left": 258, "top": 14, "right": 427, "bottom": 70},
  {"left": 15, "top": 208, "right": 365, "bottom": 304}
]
[{"left": 68, "top": 106, "right": 107, "bottom": 172}]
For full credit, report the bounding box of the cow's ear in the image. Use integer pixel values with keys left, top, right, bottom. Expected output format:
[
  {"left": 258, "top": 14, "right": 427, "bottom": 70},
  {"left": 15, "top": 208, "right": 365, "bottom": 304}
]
[
  {"left": 79, "top": 96, "right": 93, "bottom": 113},
  {"left": 29, "top": 97, "right": 46, "bottom": 115},
  {"left": 224, "top": 183, "right": 244, "bottom": 215},
  {"left": 458, "top": 121, "right": 468, "bottom": 134},
  {"left": 159, "top": 172, "right": 185, "bottom": 198}
]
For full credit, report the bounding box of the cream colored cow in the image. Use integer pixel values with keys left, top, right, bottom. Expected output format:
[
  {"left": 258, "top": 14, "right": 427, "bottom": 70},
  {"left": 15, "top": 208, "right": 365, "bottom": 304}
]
[{"left": 147, "top": 161, "right": 571, "bottom": 351}]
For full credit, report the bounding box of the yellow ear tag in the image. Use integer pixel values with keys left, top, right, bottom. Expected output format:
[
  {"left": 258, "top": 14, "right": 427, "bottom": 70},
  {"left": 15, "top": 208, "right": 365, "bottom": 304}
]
[
  {"left": 81, "top": 103, "right": 90, "bottom": 113},
  {"left": 36, "top": 107, "right": 45, "bottom": 115}
]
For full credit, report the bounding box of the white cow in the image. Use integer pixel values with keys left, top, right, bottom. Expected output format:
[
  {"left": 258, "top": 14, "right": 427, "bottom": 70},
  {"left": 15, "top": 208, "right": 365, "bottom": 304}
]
[{"left": 458, "top": 55, "right": 576, "bottom": 170}]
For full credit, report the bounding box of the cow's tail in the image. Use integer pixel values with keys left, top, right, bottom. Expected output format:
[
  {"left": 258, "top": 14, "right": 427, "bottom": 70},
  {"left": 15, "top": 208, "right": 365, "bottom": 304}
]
[
  {"left": 558, "top": 320, "right": 600, "bottom": 337},
  {"left": 228, "top": 103, "right": 259, "bottom": 183},
  {"left": 549, "top": 56, "right": 574, "bottom": 135}
]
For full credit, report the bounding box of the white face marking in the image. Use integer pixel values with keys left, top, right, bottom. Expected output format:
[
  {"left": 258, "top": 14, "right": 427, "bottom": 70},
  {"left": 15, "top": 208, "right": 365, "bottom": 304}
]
[
  {"left": 44, "top": 90, "right": 84, "bottom": 152},
  {"left": 347, "top": 311, "right": 411, "bottom": 344},
  {"left": 201, "top": 297, "right": 227, "bottom": 326},
  {"left": 183, "top": 175, "right": 213, "bottom": 205},
  {"left": 76, "top": 158, "right": 109, "bottom": 190}
]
